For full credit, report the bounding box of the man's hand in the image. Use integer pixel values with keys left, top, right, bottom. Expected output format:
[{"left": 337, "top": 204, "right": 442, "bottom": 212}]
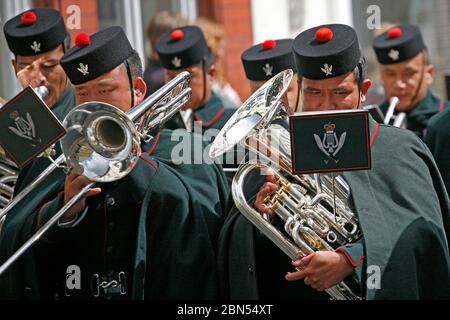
[
  {"left": 60, "top": 173, "right": 101, "bottom": 223},
  {"left": 286, "top": 251, "right": 354, "bottom": 291},
  {"left": 254, "top": 174, "right": 279, "bottom": 217}
]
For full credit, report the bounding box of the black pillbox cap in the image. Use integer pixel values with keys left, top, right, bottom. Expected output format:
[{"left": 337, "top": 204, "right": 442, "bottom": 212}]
[
  {"left": 3, "top": 8, "right": 68, "bottom": 56},
  {"left": 372, "top": 25, "right": 425, "bottom": 64},
  {"left": 156, "top": 25, "right": 210, "bottom": 70},
  {"left": 293, "top": 24, "right": 361, "bottom": 80},
  {"left": 60, "top": 26, "right": 134, "bottom": 85},
  {"left": 241, "top": 39, "right": 295, "bottom": 81}
]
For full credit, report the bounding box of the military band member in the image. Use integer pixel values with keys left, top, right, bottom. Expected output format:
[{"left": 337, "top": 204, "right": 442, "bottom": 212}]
[
  {"left": 3, "top": 8, "right": 74, "bottom": 123},
  {"left": 2, "top": 8, "right": 75, "bottom": 224},
  {"left": 372, "top": 25, "right": 449, "bottom": 138},
  {"left": 156, "top": 26, "right": 236, "bottom": 132},
  {"left": 229, "top": 38, "right": 302, "bottom": 218},
  {"left": 0, "top": 27, "right": 229, "bottom": 299},
  {"left": 215, "top": 40, "right": 304, "bottom": 300},
  {"left": 144, "top": 11, "right": 188, "bottom": 97},
  {"left": 219, "top": 24, "right": 450, "bottom": 299},
  {"left": 195, "top": 17, "right": 242, "bottom": 109},
  {"left": 242, "top": 38, "right": 300, "bottom": 114}
]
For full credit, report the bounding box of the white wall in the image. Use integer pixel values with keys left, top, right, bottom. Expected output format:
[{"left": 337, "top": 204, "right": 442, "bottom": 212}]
[
  {"left": 0, "top": 0, "right": 32, "bottom": 100},
  {"left": 251, "top": 0, "right": 290, "bottom": 44},
  {"left": 301, "top": 0, "right": 353, "bottom": 30},
  {"left": 251, "top": 0, "right": 354, "bottom": 43},
  {"left": 123, "top": 0, "right": 145, "bottom": 68}
]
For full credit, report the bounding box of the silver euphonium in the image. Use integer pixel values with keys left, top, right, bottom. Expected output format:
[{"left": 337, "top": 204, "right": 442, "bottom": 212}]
[
  {"left": 0, "top": 72, "right": 192, "bottom": 275},
  {"left": 209, "top": 70, "right": 361, "bottom": 300},
  {"left": 384, "top": 96, "right": 406, "bottom": 128}
]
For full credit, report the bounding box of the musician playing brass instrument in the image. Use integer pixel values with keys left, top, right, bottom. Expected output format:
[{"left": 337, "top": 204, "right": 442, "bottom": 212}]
[
  {"left": 373, "top": 25, "right": 450, "bottom": 139},
  {"left": 241, "top": 38, "right": 301, "bottom": 115},
  {"left": 3, "top": 8, "right": 74, "bottom": 119},
  {"left": 155, "top": 26, "right": 236, "bottom": 132},
  {"left": 0, "top": 27, "right": 229, "bottom": 300},
  {"left": 2, "top": 8, "right": 75, "bottom": 208},
  {"left": 219, "top": 24, "right": 450, "bottom": 300}
]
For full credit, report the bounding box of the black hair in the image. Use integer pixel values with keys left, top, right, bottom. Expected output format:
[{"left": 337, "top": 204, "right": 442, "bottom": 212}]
[
  {"left": 124, "top": 49, "right": 143, "bottom": 79},
  {"left": 63, "top": 34, "right": 71, "bottom": 53},
  {"left": 354, "top": 55, "right": 367, "bottom": 89},
  {"left": 203, "top": 49, "right": 214, "bottom": 69},
  {"left": 123, "top": 50, "right": 144, "bottom": 107}
]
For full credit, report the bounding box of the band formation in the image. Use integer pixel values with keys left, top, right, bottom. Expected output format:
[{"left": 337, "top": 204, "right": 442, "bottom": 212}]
[{"left": 0, "top": 6, "right": 449, "bottom": 300}]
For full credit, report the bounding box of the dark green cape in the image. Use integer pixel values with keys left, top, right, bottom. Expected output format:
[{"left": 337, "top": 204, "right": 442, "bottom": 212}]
[
  {"left": 193, "top": 93, "right": 236, "bottom": 132},
  {"left": 380, "top": 90, "right": 448, "bottom": 138},
  {"left": 0, "top": 128, "right": 230, "bottom": 299},
  {"left": 425, "top": 106, "right": 450, "bottom": 197},
  {"left": 218, "top": 116, "right": 450, "bottom": 299},
  {"left": 143, "top": 129, "right": 231, "bottom": 251}
]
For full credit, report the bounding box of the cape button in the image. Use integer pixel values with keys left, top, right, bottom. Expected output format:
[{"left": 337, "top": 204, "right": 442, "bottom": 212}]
[{"left": 106, "top": 196, "right": 115, "bottom": 206}]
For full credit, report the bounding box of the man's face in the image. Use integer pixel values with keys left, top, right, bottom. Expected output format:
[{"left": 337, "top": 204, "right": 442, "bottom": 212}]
[
  {"left": 249, "top": 73, "right": 301, "bottom": 115},
  {"left": 165, "top": 64, "right": 212, "bottom": 111},
  {"left": 12, "top": 45, "right": 68, "bottom": 109},
  {"left": 300, "top": 72, "right": 371, "bottom": 112},
  {"left": 73, "top": 63, "right": 146, "bottom": 113},
  {"left": 379, "top": 52, "right": 433, "bottom": 112}
]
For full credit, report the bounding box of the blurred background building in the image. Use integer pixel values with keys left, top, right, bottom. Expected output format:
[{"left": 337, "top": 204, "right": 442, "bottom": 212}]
[{"left": 1, "top": 0, "right": 450, "bottom": 103}]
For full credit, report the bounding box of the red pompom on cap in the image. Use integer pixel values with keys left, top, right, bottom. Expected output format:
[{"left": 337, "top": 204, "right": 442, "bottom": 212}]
[
  {"left": 315, "top": 27, "right": 334, "bottom": 42},
  {"left": 171, "top": 29, "right": 185, "bottom": 41},
  {"left": 262, "top": 39, "right": 276, "bottom": 50},
  {"left": 75, "top": 33, "right": 91, "bottom": 48},
  {"left": 21, "top": 11, "right": 37, "bottom": 26},
  {"left": 387, "top": 27, "right": 402, "bottom": 39}
]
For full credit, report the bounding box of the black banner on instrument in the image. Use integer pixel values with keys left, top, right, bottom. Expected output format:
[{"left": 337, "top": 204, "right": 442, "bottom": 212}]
[
  {"left": 0, "top": 86, "right": 66, "bottom": 168},
  {"left": 289, "top": 109, "right": 371, "bottom": 174}
]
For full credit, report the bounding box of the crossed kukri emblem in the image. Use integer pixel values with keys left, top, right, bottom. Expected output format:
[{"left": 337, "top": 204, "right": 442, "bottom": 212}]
[
  {"left": 8, "top": 110, "right": 42, "bottom": 146},
  {"left": 314, "top": 123, "right": 346, "bottom": 164}
]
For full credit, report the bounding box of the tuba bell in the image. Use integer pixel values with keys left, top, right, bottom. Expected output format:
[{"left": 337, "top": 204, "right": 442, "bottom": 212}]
[{"left": 210, "top": 69, "right": 362, "bottom": 300}]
